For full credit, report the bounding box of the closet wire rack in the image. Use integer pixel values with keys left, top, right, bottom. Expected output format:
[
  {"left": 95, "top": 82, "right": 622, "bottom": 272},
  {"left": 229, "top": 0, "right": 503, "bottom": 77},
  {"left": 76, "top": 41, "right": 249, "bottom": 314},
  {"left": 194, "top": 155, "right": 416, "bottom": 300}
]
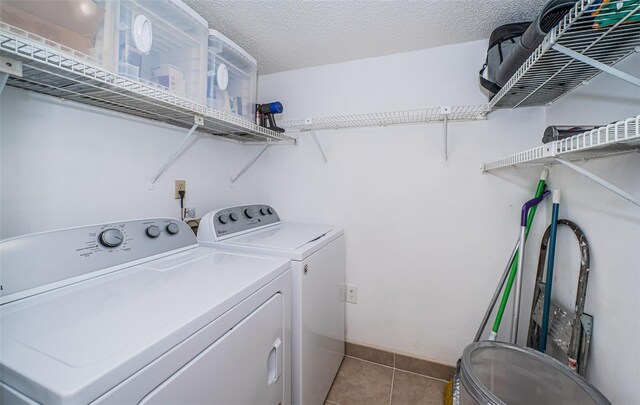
[
  {"left": 0, "top": 24, "right": 295, "bottom": 144},
  {"left": 490, "top": 0, "right": 640, "bottom": 109},
  {"left": 482, "top": 114, "right": 640, "bottom": 171},
  {"left": 279, "top": 104, "right": 489, "bottom": 132}
]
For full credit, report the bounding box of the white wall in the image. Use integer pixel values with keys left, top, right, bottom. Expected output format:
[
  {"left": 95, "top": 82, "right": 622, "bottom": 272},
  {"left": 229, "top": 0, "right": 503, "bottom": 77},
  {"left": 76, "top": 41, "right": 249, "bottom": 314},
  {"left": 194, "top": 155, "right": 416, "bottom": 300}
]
[
  {"left": 541, "top": 54, "right": 640, "bottom": 404},
  {"left": 0, "top": 87, "right": 257, "bottom": 239},
  {"left": 257, "top": 41, "right": 547, "bottom": 361},
  {"left": 255, "top": 43, "right": 639, "bottom": 404}
]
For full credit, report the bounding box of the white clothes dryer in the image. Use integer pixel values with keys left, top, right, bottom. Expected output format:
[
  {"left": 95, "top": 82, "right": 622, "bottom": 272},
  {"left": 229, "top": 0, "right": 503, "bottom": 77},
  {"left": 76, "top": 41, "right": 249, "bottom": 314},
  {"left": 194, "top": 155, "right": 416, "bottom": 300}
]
[
  {"left": 198, "top": 205, "right": 345, "bottom": 405},
  {"left": 0, "top": 218, "right": 291, "bottom": 405}
]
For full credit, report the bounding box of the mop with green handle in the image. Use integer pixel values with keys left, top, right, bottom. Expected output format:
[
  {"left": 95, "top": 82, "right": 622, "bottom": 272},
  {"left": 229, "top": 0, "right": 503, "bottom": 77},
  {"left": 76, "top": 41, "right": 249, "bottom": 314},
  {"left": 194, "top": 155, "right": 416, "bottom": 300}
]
[
  {"left": 487, "top": 169, "right": 549, "bottom": 341},
  {"left": 444, "top": 169, "right": 548, "bottom": 405}
]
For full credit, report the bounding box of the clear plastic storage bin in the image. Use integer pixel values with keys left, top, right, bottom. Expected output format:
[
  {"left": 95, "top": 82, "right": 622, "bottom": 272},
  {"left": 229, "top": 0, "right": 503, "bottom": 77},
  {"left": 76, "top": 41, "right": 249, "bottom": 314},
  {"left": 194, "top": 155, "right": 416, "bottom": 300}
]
[
  {"left": 0, "top": 0, "right": 107, "bottom": 62},
  {"left": 100, "top": 0, "right": 208, "bottom": 105},
  {"left": 207, "top": 29, "right": 257, "bottom": 122}
]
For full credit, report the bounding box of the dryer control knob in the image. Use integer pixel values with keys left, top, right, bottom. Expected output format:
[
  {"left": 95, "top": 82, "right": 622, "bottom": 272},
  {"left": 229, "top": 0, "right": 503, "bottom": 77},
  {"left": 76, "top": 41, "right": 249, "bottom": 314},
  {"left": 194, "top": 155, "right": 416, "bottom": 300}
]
[
  {"left": 229, "top": 212, "right": 239, "bottom": 222},
  {"left": 267, "top": 207, "right": 274, "bottom": 215},
  {"left": 260, "top": 208, "right": 268, "bottom": 215},
  {"left": 166, "top": 223, "right": 180, "bottom": 235},
  {"left": 244, "top": 208, "right": 255, "bottom": 219},
  {"left": 218, "top": 215, "right": 229, "bottom": 224},
  {"left": 99, "top": 228, "right": 124, "bottom": 248},
  {"left": 146, "top": 225, "right": 161, "bottom": 238}
]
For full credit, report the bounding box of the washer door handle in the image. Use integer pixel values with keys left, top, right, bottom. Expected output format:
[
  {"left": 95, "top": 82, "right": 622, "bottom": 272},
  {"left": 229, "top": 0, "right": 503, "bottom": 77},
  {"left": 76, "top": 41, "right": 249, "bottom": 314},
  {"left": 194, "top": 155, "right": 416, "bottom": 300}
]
[{"left": 267, "top": 338, "right": 282, "bottom": 385}]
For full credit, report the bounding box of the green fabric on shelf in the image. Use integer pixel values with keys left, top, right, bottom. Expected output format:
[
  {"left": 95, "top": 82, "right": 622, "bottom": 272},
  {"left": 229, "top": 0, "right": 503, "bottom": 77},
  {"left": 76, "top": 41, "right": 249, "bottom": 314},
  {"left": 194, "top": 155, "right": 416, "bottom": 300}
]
[{"left": 593, "top": 0, "right": 640, "bottom": 29}]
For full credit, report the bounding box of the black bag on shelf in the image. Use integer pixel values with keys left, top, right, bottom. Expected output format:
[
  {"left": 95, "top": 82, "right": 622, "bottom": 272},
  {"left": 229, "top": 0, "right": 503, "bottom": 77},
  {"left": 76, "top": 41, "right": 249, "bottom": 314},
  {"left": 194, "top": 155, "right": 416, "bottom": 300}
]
[
  {"left": 479, "top": 22, "right": 531, "bottom": 99},
  {"left": 494, "top": 0, "right": 579, "bottom": 89},
  {"left": 542, "top": 125, "right": 597, "bottom": 144}
]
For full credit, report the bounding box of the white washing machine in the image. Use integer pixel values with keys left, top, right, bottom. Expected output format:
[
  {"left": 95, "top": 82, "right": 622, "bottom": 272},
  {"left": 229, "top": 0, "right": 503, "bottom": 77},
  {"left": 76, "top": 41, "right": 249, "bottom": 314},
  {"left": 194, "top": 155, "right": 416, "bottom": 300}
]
[
  {"left": 198, "top": 205, "right": 345, "bottom": 405},
  {"left": 0, "top": 218, "right": 291, "bottom": 404}
]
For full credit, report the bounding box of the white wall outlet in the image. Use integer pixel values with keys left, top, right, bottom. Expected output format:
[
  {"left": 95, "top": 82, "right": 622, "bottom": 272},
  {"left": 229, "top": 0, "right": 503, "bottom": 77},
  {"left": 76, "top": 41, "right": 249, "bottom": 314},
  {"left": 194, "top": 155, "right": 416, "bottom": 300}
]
[
  {"left": 174, "top": 180, "right": 186, "bottom": 199},
  {"left": 184, "top": 207, "right": 196, "bottom": 219},
  {"left": 346, "top": 285, "right": 358, "bottom": 304}
]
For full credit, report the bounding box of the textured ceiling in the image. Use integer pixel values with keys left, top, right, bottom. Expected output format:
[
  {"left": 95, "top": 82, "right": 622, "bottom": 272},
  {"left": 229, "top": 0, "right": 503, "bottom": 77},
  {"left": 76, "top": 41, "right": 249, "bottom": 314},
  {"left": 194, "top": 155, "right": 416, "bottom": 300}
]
[{"left": 184, "top": 0, "right": 549, "bottom": 75}]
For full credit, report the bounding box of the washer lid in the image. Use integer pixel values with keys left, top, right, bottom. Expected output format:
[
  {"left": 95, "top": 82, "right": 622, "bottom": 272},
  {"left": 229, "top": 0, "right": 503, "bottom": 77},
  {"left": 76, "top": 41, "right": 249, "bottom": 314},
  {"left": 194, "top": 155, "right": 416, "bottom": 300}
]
[
  {"left": 460, "top": 342, "right": 610, "bottom": 405},
  {"left": 0, "top": 248, "right": 289, "bottom": 404},
  {"left": 225, "top": 223, "right": 333, "bottom": 251}
]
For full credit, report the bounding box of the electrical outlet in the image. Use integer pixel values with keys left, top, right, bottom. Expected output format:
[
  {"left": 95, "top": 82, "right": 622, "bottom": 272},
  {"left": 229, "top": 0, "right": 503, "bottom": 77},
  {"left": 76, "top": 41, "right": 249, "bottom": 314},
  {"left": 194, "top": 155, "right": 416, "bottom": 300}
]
[
  {"left": 174, "top": 180, "right": 186, "bottom": 199},
  {"left": 346, "top": 285, "right": 358, "bottom": 304},
  {"left": 184, "top": 207, "right": 196, "bottom": 219}
]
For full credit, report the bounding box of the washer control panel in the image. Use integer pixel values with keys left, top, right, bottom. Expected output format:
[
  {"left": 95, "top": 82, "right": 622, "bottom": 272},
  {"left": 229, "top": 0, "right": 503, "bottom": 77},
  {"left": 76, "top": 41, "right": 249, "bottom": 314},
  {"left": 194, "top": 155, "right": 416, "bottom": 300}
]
[
  {"left": 206, "top": 205, "right": 280, "bottom": 240},
  {"left": 0, "top": 218, "right": 197, "bottom": 303}
]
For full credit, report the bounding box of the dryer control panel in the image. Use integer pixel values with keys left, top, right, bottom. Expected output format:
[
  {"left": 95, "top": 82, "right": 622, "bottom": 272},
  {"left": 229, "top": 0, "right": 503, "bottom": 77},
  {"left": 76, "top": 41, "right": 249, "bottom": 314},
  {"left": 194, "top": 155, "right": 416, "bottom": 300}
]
[
  {"left": 200, "top": 205, "right": 281, "bottom": 241},
  {"left": 0, "top": 218, "right": 196, "bottom": 304}
]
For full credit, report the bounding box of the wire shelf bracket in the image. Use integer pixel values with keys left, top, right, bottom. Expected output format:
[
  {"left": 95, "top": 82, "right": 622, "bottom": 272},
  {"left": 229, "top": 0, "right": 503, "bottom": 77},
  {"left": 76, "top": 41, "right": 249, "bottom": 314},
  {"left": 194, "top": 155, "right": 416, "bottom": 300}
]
[
  {"left": 0, "top": 55, "right": 22, "bottom": 95},
  {"left": 310, "top": 130, "right": 328, "bottom": 163},
  {"left": 230, "top": 144, "right": 271, "bottom": 184},
  {"left": 440, "top": 106, "right": 451, "bottom": 161},
  {"left": 551, "top": 44, "right": 640, "bottom": 88},
  {"left": 556, "top": 157, "right": 640, "bottom": 206},
  {"left": 150, "top": 115, "right": 203, "bottom": 186}
]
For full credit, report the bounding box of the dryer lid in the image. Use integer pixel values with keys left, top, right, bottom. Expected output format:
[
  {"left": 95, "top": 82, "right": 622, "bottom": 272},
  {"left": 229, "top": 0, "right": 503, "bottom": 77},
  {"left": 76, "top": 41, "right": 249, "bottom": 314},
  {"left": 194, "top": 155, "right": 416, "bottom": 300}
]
[{"left": 225, "top": 223, "right": 333, "bottom": 251}]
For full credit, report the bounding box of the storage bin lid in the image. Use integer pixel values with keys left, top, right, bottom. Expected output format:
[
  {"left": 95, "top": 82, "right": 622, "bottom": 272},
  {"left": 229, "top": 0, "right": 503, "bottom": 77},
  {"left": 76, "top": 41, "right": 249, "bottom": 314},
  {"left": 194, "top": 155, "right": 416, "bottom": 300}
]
[
  {"left": 460, "top": 342, "right": 610, "bottom": 405},
  {"left": 168, "top": 0, "right": 208, "bottom": 28},
  {"left": 208, "top": 29, "right": 257, "bottom": 66}
]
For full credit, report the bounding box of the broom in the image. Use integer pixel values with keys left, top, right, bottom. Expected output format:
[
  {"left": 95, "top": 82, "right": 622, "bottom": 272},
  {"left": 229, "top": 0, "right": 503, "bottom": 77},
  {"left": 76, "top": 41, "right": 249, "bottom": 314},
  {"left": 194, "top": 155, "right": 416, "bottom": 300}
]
[{"left": 443, "top": 168, "right": 548, "bottom": 405}]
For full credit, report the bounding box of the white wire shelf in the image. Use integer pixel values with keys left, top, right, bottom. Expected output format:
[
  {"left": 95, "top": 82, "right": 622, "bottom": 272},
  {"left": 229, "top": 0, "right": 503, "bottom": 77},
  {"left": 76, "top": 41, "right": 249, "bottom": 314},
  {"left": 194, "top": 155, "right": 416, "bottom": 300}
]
[
  {"left": 482, "top": 114, "right": 640, "bottom": 171},
  {"left": 0, "top": 25, "right": 295, "bottom": 144},
  {"left": 279, "top": 104, "right": 489, "bottom": 132},
  {"left": 490, "top": 0, "right": 640, "bottom": 109}
]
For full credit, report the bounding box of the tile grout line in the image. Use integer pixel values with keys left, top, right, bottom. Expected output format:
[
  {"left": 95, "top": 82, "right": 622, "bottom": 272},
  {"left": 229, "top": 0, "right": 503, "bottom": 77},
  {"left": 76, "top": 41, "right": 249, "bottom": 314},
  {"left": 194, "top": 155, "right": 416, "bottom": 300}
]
[
  {"left": 345, "top": 354, "right": 450, "bottom": 383},
  {"left": 396, "top": 367, "right": 450, "bottom": 383},
  {"left": 388, "top": 353, "right": 396, "bottom": 405},
  {"left": 388, "top": 365, "right": 395, "bottom": 405},
  {"left": 345, "top": 355, "right": 395, "bottom": 370}
]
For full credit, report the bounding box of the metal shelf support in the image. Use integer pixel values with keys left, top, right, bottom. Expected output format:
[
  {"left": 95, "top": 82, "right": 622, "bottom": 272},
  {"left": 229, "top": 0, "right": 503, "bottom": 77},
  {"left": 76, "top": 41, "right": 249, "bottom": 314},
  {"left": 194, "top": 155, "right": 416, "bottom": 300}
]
[
  {"left": 551, "top": 44, "right": 640, "bottom": 88},
  {"left": 440, "top": 106, "right": 451, "bottom": 161},
  {"left": 150, "top": 115, "right": 203, "bottom": 185},
  {"left": 310, "top": 131, "right": 328, "bottom": 163},
  {"left": 0, "top": 72, "right": 7, "bottom": 95},
  {"left": 555, "top": 158, "right": 640, "bottom": 207},
  {"left": 231, "top": 144, "right": 270, "bottom": 184}
]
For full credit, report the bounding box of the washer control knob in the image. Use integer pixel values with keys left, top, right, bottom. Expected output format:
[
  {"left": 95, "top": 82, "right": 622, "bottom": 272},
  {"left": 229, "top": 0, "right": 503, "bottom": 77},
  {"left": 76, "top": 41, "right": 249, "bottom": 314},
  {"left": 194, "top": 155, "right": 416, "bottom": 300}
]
[
  {"left": 229, "top": 212, "right": 239, "bottom": 222},
  {"left": 166, "top": 223, "right": 180, "bottom": 235},
  {"left": 218, "top": 215, "right": 229, "bottom": 224},
  {"left": 99, "top": 228, "right": 124, "bottom": 248},
  {"left": 267, "top": 207, "right": 274, "bottom": 215},
  {"left": 260, "top": 208, "right": 268, "bottom": 215},
  {"left": 146, "top": 225, "right": 161, "bottom": 238},
  {"left": 244, "top": 208, "right": 254, "bottom": 219}
]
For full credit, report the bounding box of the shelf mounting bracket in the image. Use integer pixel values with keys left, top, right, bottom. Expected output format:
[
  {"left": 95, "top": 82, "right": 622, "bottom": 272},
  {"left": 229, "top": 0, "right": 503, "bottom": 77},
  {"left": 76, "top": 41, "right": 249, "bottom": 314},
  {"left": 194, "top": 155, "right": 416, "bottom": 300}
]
[
  {"left": 231, "top": 144, "right": 270, "bottom": 184},
  {"left": 0, "top": 56, "right": 22, "bottom": 96},
  {"left": 440, "top": 106, "right": 451, "bottom": 161},
  {"left": 0, "top": 73, "right": 8, "bottom": 96},
  {"left": 552, "top": 44, "right": 640, "bottom": 88},
  {"left": 150, "top": 115, "right": 203, "bottom": 186},
  {"left": 555, "top": 158, "right": 640, "bottom": 207},
  {"left": 310, "top": 130, "right": 328, "bottom": 163}
]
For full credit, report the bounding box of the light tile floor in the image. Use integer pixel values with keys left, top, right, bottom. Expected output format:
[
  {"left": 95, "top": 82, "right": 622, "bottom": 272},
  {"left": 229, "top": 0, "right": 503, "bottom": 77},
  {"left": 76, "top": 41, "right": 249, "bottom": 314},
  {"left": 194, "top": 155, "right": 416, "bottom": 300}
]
[{"left": 325, "top": 356, "right": 446, "bottom": 405}]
